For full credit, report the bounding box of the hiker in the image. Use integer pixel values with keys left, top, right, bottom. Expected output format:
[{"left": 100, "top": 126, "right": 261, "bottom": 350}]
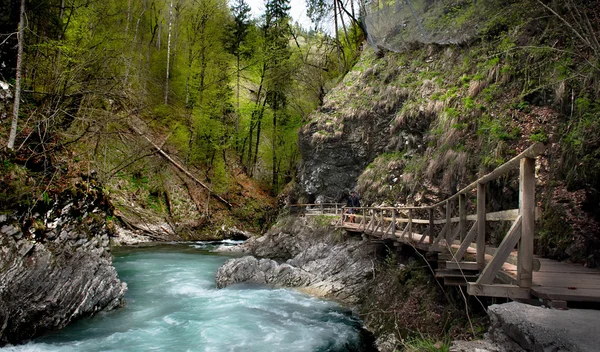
[{"left": 346, "top": 191, "right": 361, "bottom": 223}]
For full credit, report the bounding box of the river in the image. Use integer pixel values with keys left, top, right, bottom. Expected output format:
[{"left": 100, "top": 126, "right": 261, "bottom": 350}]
[{"left": 2, "top": 241, "right": 375, "bottom": 351}]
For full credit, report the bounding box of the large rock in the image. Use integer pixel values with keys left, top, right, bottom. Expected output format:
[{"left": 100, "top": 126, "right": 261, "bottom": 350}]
[
  {"left": 0, "top": 183, "right": 127, "bottom": 346},
  {"left": 451, "top": 301, "right": 600, "bottom": 352},
  {"left": 215, "top": 256, "right": 314, "bottom": 288},
  {"left": 215, "top": 217, "right": 377, "bottom": 303}
]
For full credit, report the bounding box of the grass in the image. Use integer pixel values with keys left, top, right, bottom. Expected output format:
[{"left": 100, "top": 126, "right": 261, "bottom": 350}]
[{"left": 400, "top": 336, "right": 450, "bottom": 352}]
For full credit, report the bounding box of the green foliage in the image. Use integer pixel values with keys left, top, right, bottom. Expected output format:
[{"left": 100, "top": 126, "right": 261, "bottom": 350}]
[
  {"left": 530, "top": 130, "right": 548, "bottom": 143},
  {"left": 477, "top": 115, "right": 520, "bottom": 141},
  {"left": 561, "top": 97, "right": 600, "bottom": 189},
  {"left": 42, "top": 191, "right": 51, "bottom": 206},
  {"left": 463, "top": 97, "right": 475, "bottom": 110},
  {"left": 401, "top": 336, "right": 450, "bottom": 352}
]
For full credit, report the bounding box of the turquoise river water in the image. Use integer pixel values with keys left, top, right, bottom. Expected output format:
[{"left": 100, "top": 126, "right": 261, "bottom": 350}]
[{"left": 2, "top": 241, "right": 375, "bottom": 352}]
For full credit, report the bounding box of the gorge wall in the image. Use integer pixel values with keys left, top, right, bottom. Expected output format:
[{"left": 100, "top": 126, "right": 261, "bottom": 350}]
[{"left": 295, "top": 0, "right": 600, "bottom": 266}]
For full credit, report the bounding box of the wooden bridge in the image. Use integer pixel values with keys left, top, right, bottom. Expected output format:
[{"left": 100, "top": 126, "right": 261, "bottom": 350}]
[{"left": 290, "top": 143, "right": 600, "bottom": 308}]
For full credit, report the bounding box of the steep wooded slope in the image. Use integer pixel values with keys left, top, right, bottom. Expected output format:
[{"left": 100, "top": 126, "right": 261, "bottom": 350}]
[{"left": 295, "top": 0, "right": 600, "bottom": 266}]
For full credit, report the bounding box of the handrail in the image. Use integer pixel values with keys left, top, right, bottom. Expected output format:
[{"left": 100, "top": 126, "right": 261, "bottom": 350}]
[
  {"left": 291, "top": 203, "right": 345, "bottom": 207},
  {"left": 432, "top": 143, "right": 545, "bottom": 207},
  {"left": 288, "top": 143, "right": 547, "bottom": 298},
  {"left": 336, "top": 143, "right": 545, "bottom": 212}
]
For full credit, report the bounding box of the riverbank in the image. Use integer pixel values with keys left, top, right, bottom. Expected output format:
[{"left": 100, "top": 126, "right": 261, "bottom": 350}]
[
  {"left": 0, "top": 182, "right": 126, "bottom": 346},
  {"left": 215, "top": 215, "right": 484, "bottom": 350},
  {"left": 1, "top": 242, "right": 375, "bottom": 351}
]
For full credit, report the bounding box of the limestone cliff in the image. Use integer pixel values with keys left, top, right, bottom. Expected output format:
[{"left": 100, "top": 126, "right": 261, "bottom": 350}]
[
  {"left": 0, "top": 182, "right": 126, "bottom": 346},
  {"left": 295, "top": 0, "right": 600, "bottom": 266}
]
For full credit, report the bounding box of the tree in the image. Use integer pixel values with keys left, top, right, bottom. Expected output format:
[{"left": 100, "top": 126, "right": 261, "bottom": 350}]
[
  {"left": 226, "top": 0, "right": 252, "bottom": 144},
  {"left": 7, "top": 0, "right": 25, "bottom": 150}
]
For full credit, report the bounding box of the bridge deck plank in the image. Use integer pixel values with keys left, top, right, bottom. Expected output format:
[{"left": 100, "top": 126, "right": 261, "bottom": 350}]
[{"left": 339, "top": 219, "right": 600, "bottom": 303}]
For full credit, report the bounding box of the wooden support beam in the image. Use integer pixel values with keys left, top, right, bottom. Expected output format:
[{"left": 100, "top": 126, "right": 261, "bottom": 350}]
[
  {"left": 391, "top": 210, "right": 396, "bottom": 238},
  {"left": 518, "top": 157, "right": 535, "bottom": 288},
  {"left": 400, "top": 223, "right": 410, "bottom": 239},
  {"left": 477, "top": 182, "right": 486, "bottom": 271},
  {"left": 418, "top": 228, "right": 428, "bottom": 245},
  {"left": 428, "top": 208, "right": 434, "bottom": 244},
  {"left": 408, "top": 209, "right": 413, "bottom": 241},
  {"left": 467, "top": 283, "right": 531, "bottom": 299},
  {"left": 459, "top": 193, "right": 467, "bottom": 241},
  {"left": 448, "top": 223, "right": 461, "bottom": 246},
  {"left": 452, "top": 221, "right": 478, "bottom": 262},
  {"left": 476, "top": 216, "right": 522, "bottom": 285},
  {"left": 432, "top": 223, "right": 447, "bottom": 247},
  {"left": 446, "top": 261, "right": 480, "bottom": 271},
  {"left": 361, "top": 208, "right": 366, "bottom": 231},
  {"left": 445, "top": 200, "right": 451, "bottom": 244}
]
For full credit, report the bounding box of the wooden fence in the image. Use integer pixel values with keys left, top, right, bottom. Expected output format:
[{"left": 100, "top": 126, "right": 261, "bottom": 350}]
[{"left": 289, "top": 143, "right": 546, "bottom": 298}]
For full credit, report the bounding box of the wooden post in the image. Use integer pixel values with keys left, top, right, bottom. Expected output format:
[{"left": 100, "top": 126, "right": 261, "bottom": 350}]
[
  {"left": 408, "top": 209, "right": 413, "bottom": 241},
  {"left": 335, "top": 203, "right": 338, "bottom": 215},
  {"left": 518, "top": 157, "right": 535, "bottom": 288},
  {"left": 459, "top": 193, "right": 467, "bottom": 242},
  {"left": 428, "top": 208, "right": 434, "bottom": 244},
  {"left": 477, "top": 182, "right": 486, "bottom": 271},
  {"left": 392, "top": 209, "right": 396, "bottom": 238},
  {"left": 445, "top": 200, "right": 451, "bottom": 245},
  {"left": 361, "top": 208, "right": 366, "bottom": 231}
]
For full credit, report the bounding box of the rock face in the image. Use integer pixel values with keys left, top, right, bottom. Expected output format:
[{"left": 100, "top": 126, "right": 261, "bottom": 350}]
[
  {"left": 0, "top": 183, "right": 127, "bottom": 346},
  {"left": 451, "top": 301, "right": 600, "bottom": 352},
  {"left": 295, "top": 67, "right": 408, "bottom": 203},
  {"left": 215, "top": 216, "right": 378, "bottom": 303}
]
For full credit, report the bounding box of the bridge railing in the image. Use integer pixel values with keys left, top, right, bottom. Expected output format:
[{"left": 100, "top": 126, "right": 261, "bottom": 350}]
[
  {"left": 287, "top": 203, "right": 345, "bottom": 217},
  {"left": 290, "top": 143, "right": 546, "bottom": 298}
]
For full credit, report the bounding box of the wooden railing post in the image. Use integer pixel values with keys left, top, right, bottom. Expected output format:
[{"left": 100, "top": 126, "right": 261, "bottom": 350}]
[
  {"left": 408, "top": 209, "right": 413, "bottom": 241},
  {"left": 392, "top": 209, "right": 397, "bottom": 238},
  {"left": 361, "top": 208, "right": 366, "bottom": 231},
  {"left": 518, "top": 157, "right": 535, "bottom": 288},
  {"left": 459, "top": 193, "right": 466, "bottom": 242},
  {"left": 477, "top": 183, "right": 486, "bottom": 270},
  {"left": 428, "top": 208, "right": 434, "bottom": 244},
  {"left": 445, "top": 200, "right": 451, "bottom": 245}
]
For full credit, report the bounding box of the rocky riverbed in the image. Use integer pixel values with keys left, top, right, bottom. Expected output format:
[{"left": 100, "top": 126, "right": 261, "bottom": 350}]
[
  {"left": 0, "top": 183, "right": 127, "bottom": 346},
  {"left": 215, "top": 215, "right": 600, "bottom": 352},
  {"left": 215, "top": 216, "right": 378, "bottom": 303},
  {"left": 215, "top": 215, "right": 461, "bottom": 350}
]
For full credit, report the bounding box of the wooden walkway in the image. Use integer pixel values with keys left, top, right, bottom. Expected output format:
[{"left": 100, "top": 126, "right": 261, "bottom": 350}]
[{"left": 290, "top": 143, "right": 600, "bottom": 307}]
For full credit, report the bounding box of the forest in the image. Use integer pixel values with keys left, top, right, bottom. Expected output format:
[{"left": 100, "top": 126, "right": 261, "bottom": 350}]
[{"left": 0, "top": 0, "right": 362, "bottom": 217}]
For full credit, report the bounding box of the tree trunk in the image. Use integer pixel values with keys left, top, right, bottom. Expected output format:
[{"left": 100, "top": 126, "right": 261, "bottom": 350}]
[
  {"left": 164, "top": 0, "right": 173, "bottom": 105},
  {"left": 251, "top": 98, "right": 267, "bottom": 176},
  {"left": 186, "top": 20, "right": 208, "bottom": 164},
  {"left": 8, "top": 0, "right": 25, "bottom": 150},
  {"left": 235, "top": 55, "right": 241, "bottom": 151},
  {"left": 246, "top": 63, "right": 266, "bottom": 170},
  {"left": 333, "top": 0, "right": 343, "bottom": 72},
  {"left": 272, "top": 101, "right": 278, "bottom": 194}
]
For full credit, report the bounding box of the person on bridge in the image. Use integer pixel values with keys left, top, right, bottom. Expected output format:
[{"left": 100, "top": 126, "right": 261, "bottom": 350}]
[{"left": 346, "top": 191, "right": 361, "bottom": 223}]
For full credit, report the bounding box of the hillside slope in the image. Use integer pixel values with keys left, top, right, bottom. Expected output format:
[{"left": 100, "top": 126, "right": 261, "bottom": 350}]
[{"left": 295, "top": 0, "right": 600, "bottom": 266}]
